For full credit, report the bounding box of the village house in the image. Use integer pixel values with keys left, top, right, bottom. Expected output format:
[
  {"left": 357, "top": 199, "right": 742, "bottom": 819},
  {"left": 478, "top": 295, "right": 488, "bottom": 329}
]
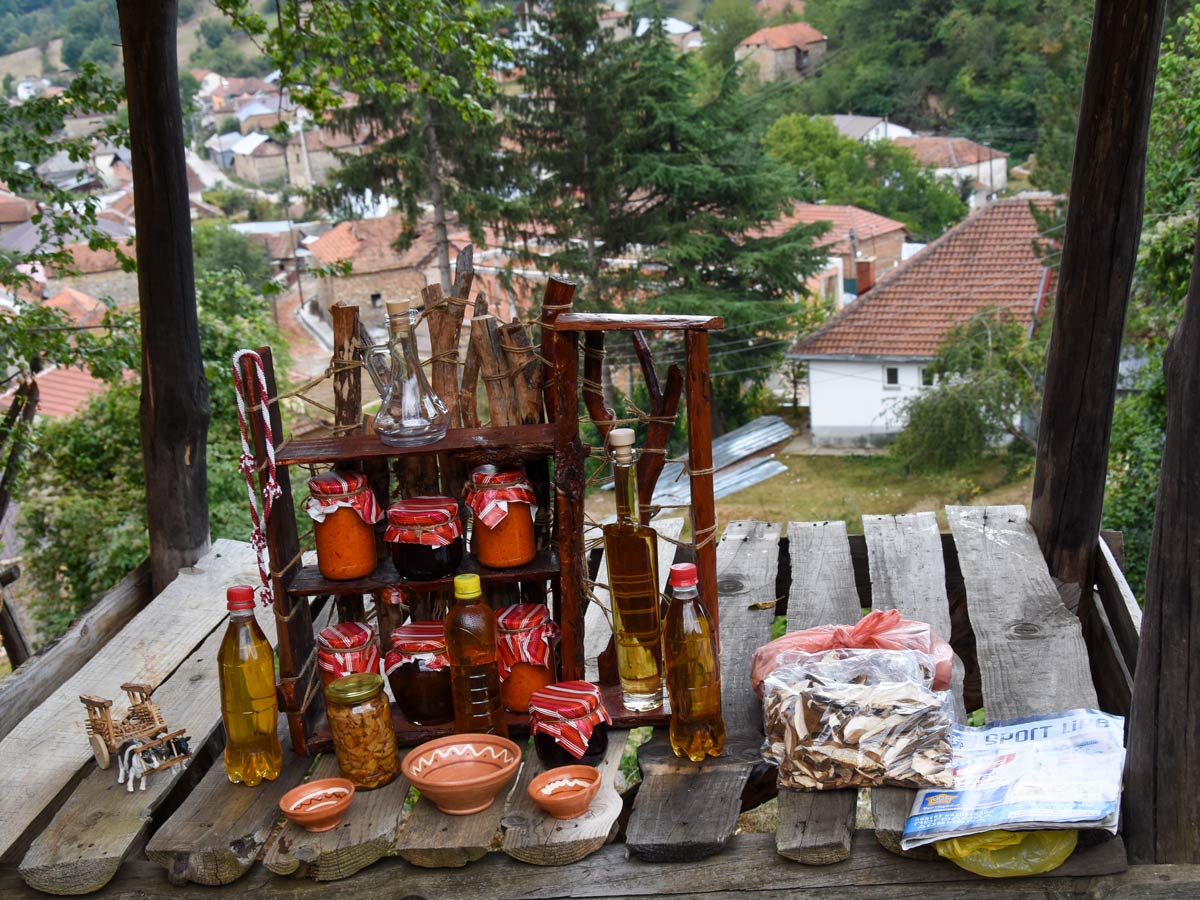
[
  {"left": 788, "top": 195, "right": 1056, "bottom": 446},
  {"left": 204, "top": 131, "right": 242, "bottom": 170},
  {"left": 210, "top": 76, "right": 277, "bottom": 113},
  {"left": 829, "top": 114, "right": 914, "bottom": 143},
  {"left": 893, "top": 136, "right": 1009, "bottom": 208},
  {"left": 230, "top": 132, "right": 287, "bottom": 186},
  {"left": 734, "top": 22, "right": 827, "bottom": 82},
  {"left": 284, "top": 126, "right": 369, "bottom": 190},
  {"left": 0, "top": 191, "right": 34, "bottom": 236}
]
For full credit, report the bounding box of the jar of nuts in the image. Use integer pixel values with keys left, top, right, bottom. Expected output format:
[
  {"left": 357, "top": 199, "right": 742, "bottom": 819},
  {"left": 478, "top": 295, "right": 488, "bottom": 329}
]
[{"left": 324, "top": 673, "right": 399, "bottom": 789}]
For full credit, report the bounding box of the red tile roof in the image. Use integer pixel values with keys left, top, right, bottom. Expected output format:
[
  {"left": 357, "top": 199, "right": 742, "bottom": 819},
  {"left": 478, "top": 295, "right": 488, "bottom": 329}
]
[
  {"left": 44, "top": 287, "right": 106, "bottom": 327},
  {"left": 893, "top": 136, "right": 1008, "bottom": 169},
  {"left": 65, "top": 239, "right": 133, "bottom": 274},
  {"left": 309, "top": 214, "right": 460, "bottom": 275},
  {"left": 0, "top": 367, "right": 109, "bottom": 419},
  {"left": 790, "top": 196, "right": 1058, "bottom": 359},
  {"left": 0, "top": 192, "right": 34, "bottom": 225},
  {"left": 739, "top": 21, "right": 825, "bottom": 49},
  {"left": 755, "top": 203, "right": 906, "bottom": 255}
]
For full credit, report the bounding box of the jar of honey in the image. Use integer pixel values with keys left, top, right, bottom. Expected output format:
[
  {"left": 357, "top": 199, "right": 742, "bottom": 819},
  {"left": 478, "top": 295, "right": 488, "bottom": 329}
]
[
  {"left": 496, "top": 603, "right": 559, "bottom": 713},
  {"left": 385, "top": 621, "right": 454, "bottom": 725},
  {"left": 384, "top": 496, "right": 464, "bottom": 581},
  {"left": 529, "top": 681, "right": 612, "bottom": 768},
  {"left": 316, "top": 622, "right": 380, "bottom": 687},
  {"left": 465, "top": 465, "right": 537, "bottom": 569},
  {"left": 325, "top": 673, "right": 399, "bottom": 789},
  {"left": 305, "top": 471, "right": 381, "bottom": 580}
]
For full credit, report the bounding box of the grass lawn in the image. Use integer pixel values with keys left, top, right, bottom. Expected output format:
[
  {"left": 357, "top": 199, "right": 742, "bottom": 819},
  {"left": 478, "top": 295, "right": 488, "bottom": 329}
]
[{"left": 587, "top": 452, "right": 1034, "bottom": 531}]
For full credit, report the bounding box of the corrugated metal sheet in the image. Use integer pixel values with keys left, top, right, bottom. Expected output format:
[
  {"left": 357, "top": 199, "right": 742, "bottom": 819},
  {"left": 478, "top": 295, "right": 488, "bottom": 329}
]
[{"left": 651, "top": 456, "right": 789, "bottom": 508}]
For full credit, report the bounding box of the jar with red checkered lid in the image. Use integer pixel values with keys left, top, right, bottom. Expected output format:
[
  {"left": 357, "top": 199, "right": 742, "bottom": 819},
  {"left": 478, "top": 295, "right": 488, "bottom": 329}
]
[
  {"left": 305, "top": 470, "right": 381, "bottom": 580},
  {"left": 529, "top": 680, "right": 611, "bottom": 768}
]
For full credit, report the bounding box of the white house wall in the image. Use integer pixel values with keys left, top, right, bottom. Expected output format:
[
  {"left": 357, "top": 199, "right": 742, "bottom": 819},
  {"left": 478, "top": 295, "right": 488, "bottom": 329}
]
[{"left": 807, "top": 359, "right": 928, "bottom": 446}]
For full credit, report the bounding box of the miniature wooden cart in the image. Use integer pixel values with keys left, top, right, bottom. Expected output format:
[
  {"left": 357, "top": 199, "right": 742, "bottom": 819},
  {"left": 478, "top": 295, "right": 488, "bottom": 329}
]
[{"left": 79, "top": 682, "right": 191, "bottom": 773}]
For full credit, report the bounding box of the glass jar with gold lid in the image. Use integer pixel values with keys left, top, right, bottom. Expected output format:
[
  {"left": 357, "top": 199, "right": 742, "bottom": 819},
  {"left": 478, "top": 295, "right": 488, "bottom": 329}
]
[{"left": 324, "top": 673, "right": 399, "bottom": 789}]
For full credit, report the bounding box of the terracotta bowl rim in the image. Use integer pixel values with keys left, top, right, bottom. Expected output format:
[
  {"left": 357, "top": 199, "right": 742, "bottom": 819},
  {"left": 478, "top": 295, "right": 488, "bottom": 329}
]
[
  {"left": 529, "top": 765, "right": 602, "bottom": 793},
  {"left": 402, "top": 733, "right": 523, "bottom": 790},
  {"left": 279, "top": 777, "right": 356, "bottom": 817}
]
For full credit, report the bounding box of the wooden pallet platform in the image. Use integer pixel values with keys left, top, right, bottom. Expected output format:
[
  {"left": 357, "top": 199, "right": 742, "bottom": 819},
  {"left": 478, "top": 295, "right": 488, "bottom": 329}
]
[{"left": 0, "top": 509, "right": 1145, "bottom": 895}]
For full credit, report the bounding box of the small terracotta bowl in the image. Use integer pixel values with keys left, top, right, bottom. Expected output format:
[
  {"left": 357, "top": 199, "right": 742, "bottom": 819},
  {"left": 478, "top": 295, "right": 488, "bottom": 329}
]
[
  {"left": 279, "top": 777, "right": 355, "bottom": 832},
  {"left": 402, "top": 733, "right": 522, "bottom": 816},
  {"left": 528, "top": 765, "right": 602, "bottom": 819}
]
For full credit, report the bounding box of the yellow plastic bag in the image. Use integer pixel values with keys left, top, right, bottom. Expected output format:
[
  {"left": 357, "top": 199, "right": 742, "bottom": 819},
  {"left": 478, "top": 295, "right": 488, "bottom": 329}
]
[{"left": 935, "top": 829, "right": 1077, "bottom": 878}]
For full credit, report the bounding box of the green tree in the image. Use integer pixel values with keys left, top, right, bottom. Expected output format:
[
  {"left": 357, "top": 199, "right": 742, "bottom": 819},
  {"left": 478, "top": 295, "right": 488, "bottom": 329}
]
[
  {"left": 2, "top": 72, "right": 13, "bottom": 97},
  {"left": 764, "top": 114, "right": 968, "bottom": 240},
  {"left": 199, "top": 17, "right": 232, "bottom": 50},
  {"left": 192, "top": 221, "right": 272, "bottom": 290},
  {"left": 699, "top": 0, "right": 762, "bottom": 71}
]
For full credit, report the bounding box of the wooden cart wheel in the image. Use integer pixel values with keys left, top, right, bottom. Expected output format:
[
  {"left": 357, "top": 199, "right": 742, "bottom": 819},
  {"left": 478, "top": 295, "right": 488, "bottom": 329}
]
[{"left": 90, "top": 734, "right": 111, "bottom": 769}]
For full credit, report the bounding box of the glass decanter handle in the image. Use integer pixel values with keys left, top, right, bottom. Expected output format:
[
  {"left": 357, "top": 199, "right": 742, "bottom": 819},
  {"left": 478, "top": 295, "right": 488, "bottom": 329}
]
[{"left": 364, "top": 341, "right": 392, "bottom": 394}]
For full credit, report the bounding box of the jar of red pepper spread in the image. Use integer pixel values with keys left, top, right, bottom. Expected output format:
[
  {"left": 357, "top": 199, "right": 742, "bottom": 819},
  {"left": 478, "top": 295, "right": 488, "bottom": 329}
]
[
  {"left": 384, "top": 496, "right": 464, "bottom": 581},
  {"left": 496, "top": 603, "right": 559, "bottom": 713},
  {"left": 385, "top": 621, "right": 454, "bottom": 725},
  {"left": 305, "top": 471, "right": 381, "bottom": 580},
  {"left": 465, "top": 466, "right": 537, "bottom": 569},
  {"left": 317, "top": 622, "right": 380, "bottom": 687},
  {"left": 529, "top": 680, "right": 612, "bottom": 768}
]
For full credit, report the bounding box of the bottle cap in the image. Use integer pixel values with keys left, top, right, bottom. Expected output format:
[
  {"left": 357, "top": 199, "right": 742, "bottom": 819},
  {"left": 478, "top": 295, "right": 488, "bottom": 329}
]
[
  {"left": 226, "top": 585, "right": 256, "bottom": 610},
  {"left": 454, "top": 573, "right": 482, "bottom": 599},
  {"left": 608, "top": 427, "right": 636, "bottom": 461},
  {"left": 385, "top": 298, "right": 411, "bottom": 330},
  {"left": 668, "top": 563, "right": 698, "bottom": 588},
  {"left": 324, "top": 672, "right": 384, "bottom": 704}
]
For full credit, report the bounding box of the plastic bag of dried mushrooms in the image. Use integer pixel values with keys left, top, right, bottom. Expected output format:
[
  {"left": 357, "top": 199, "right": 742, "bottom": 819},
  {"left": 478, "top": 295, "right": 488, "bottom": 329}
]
[{"left": 760, "top": 648, "right": 956, "bottom": 790}]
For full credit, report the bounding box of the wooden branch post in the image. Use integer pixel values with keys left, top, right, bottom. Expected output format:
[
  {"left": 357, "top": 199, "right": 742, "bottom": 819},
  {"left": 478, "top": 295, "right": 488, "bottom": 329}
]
[
  {"left": 331, "top": 303, "right": 366, "bottom": 623},
  {"left": 117, "top": 0, "right": 211, "bottom": 593},
  {"left": 1125, "top": 227, "right": 1200, "bottom": 864},
  {"left": 1029, "top": 0, "right": 1168, "bottom": 588},
  {"left": 685, "top": 330, "right": 719, "bottom": 637}
]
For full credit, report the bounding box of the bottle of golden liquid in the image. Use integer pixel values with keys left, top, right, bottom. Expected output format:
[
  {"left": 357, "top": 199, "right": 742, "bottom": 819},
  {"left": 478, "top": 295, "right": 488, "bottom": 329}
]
[
  {"left": 663, "top": 563, "right": 725, "bottom": 761},
  {"left": 602, "top": 428, "right": 663, "bottom": 711},
  {"left": 218, "top": 585, "right": 283, "bottom": 785},
  {"left": 445, "top": 574, "right": 508, "bottom": 736}
]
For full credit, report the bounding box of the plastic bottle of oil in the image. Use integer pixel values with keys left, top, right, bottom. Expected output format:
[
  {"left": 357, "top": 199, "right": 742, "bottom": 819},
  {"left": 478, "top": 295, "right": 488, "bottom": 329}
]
[
  {"left": 218, "top": 585, "right": 283, "bottom": 785},
  {"left": 663, "top": 563, "right": 725, "bottom": 761},
  {"left": 602, "top": 428, "right": 663, "bottom": 711},
  {"left": 445, "top": 574, "right": 508, "bottom": 736}
]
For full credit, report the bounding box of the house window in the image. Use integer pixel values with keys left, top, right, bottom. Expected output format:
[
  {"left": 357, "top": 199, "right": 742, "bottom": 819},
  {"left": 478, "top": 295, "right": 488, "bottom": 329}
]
[
  {"left": 921, "top": 367, "right": 935, "bottom": 387},
  {"left": 823, "top": 274, "right": 838, "bottom": 301},
  {"left": 370, "top": 292, "right": 381, "bottom": 308},
  {"left": 795, "top": 48, "right": 810, "bottom": 71},
  {"left": 883, "top": 366, "right": 900, "bottom": 388}
]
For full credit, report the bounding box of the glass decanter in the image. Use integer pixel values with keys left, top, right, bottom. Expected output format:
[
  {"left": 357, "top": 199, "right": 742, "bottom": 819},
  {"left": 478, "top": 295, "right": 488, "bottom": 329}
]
[{"left": 367, "top": 299, "right": 450, "bottom": 447}]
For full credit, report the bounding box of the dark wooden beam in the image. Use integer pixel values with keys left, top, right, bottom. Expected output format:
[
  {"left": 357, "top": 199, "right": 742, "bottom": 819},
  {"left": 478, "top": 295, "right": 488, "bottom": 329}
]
[
  {"left": 1029, "top": 0, "right": 1168, "bottom": 588},
  {"left": 1125, "top": 226, "right": 1200, "bottom": 864},
  {"left": 117, "top": 0, "right": 211, "bottom": 593}
]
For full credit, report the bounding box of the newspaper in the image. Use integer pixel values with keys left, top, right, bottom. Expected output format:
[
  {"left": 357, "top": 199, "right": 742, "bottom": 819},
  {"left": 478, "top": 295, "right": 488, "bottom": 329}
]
[{"left": 901, "top": 709, "right": 1125, "bottom": 850}]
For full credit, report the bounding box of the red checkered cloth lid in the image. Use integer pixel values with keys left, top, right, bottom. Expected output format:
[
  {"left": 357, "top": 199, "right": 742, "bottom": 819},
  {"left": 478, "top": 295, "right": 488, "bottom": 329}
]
[
  {"left": 529, "top": 680, "right": 611, "bottom": 759},
  {"left": 465, "top": 465, "right": 537, "bottom": 529},
  {"left": 386, "top": 621, "right": 449, "bottom": 672},
  {"left": 305, "top": 471, "right": 383, "bottom": 525},
  {"left": 316, "top": 622, "right": 379, "bottom": 681},
  {"left": 384, "top": 496, "right": 463, "bottom": 547},
  {"left": 495, "top": 603, "right": 559, "bottom": 678}
]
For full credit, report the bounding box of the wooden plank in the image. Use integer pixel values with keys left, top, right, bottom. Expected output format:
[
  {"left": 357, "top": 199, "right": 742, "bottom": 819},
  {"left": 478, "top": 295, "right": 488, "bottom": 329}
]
[
  {"left": 144, "top": 719, "right": 309, "bottom": 886},
  {"left": 275, "top": 424, "right": 555, "bottom": 466},
  {"left": 946, "top": 506, "right": 1097, "bottom": 720},
  {"left": 862, "top": 513, "right": 964, "bottom": 860},
  {"left": 18, "top": 598, "right": 275, "bottom": 894},
  {"left": 0, "top": 539, "right": 259, "bottom": 862},
  {"left": 0, "top": 561, "right": 152, "bottom": 743},
  {"left": 1095, "top": 537, "right": 1142, "bottom": 668},
  {"left": 263, "top": 755, "right": 410, "bottom": 881},
  {"left": 775, "top": 521, "right": 861, "bottom": 865},
  {"left": 684, "top": 330, "right": 720, "bottom": 636},
  {"left": 584, "top": 518, "right": 683, "bottom": 683},
  {"left": 625, "top": 520, "right": 780, "bottom": 862},
  {"left": 553, "top": 313, "right": 724, "bottom": 332},
  {"left": 1078, "top": 589, "right": 1135, "bottom": 718},
  {"left": 500, "top": 730, "right": 628, "bottom": 865},
  {"left": 393, "top": 754, "right": 515, "bottom": 868}
]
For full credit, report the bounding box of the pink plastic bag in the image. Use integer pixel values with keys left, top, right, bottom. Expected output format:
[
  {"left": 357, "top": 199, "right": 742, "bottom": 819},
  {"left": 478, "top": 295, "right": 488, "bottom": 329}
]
[{"left": 751, "top": 609, "right": 954, "bottom": 696}]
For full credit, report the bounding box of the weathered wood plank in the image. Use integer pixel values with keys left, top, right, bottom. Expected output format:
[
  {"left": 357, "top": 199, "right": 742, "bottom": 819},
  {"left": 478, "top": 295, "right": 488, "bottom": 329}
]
[
  {"left": 1079, "top": 589, "right": 1135, "bottom": 718},
  {"left": 584, "top": 518, "right": 683, "bottom": 683},
  {"left": 263, "top": 755, "right": 410, "bottom": 881},
  {"left": 862, "top": 512, "right": 964, "bottom": 859},
  {"left": 501, "top": 730, "right": 628, "bottom": 865},
  {"left": 946, "top": 506, "right": 1098, "bottom": 720},
  {"left": 18, "top": 599, "right": 276, "bottom": 894},
  {"left": 0, "top": 562, "right": 153, "bottom": 744},
  {"left": 1094, "top": 537, "right": 1142, "bottom": 669},
  {"left": 625, "top": 520, "right": 780, "bottom": 862},
  {"left": 775, "top": 521, "right": 862, "bottom": 865},
  {"left": 0, "top": 540, "right": 259, "bottom": 862}
]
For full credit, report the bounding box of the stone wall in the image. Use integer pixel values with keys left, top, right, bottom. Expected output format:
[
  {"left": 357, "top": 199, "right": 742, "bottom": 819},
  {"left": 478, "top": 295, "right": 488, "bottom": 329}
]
[{"left": 316, "top": 268, "right": 428, "bottom": 331}]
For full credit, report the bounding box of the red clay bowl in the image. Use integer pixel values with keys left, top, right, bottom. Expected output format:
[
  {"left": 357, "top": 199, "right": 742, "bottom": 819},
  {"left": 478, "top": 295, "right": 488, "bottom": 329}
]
[
  {"left": 402, "top": 733, "right": 522, "bottom": 815},
  {"left": 279, "top": 777, "right": 355, "bottom": 832},
  {"left": 527, "top": 765, "right": 602, "bottom": 819}
]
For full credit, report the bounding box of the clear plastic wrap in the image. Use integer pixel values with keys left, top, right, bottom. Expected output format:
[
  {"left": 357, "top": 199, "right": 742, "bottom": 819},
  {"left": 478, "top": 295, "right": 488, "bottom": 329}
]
[{"left": 761, "top": 649, "right": 956, "bottom": 790}]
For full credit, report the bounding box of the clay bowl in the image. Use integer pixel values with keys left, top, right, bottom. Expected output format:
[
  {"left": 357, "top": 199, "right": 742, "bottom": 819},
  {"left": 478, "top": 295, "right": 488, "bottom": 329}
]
[
  {"left": 528, "top": 765, "right": 602, "bottom": 820},
  {"left": 402, "top": 733, "right": 522, "bottom": 815},
  {"left": 279, "top": 777, "right": 355, "bottom": 832}
]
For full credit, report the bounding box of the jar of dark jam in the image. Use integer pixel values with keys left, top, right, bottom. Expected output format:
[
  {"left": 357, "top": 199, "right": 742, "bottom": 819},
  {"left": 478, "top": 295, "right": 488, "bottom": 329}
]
[
  {"left": 385, "top": 621, "right": 454, "bottom": 725},
  {"left": 385, "top": 496, "right": 464, "bottom": 581},
  {"left": 529, "top": 680, "right": 612, "bottom": 768}
]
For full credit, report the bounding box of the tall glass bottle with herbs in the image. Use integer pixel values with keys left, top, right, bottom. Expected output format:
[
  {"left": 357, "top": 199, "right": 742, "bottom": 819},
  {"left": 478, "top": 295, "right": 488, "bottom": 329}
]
[
  {"left": 218, "top": 585, "right": 283, "bottom": 785},
  {"left": 445, "top": 574, "right": 508, "bottom": 736},
  {"left": 602, "top": 428, "right": 663, "bottom": 711},
  {"left": 663, "top": 563, "right": 725, "bottom": 761}
]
